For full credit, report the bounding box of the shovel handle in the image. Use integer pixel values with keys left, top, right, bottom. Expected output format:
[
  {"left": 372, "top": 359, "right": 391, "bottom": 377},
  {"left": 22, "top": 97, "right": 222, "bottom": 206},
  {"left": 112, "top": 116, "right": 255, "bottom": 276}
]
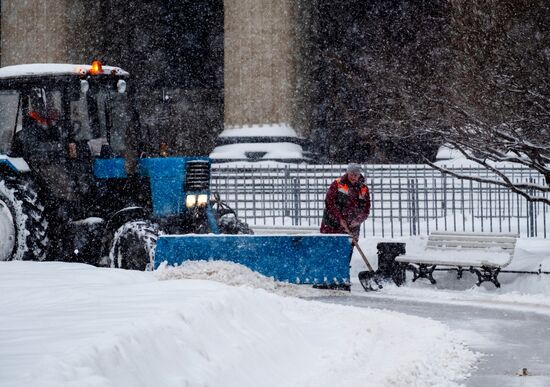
[
  {"left": 342, "top": 225, "right": 375, "bottom": 272},
  {"left": 349, "top": 235, "right": 375, "bottom": 272}
]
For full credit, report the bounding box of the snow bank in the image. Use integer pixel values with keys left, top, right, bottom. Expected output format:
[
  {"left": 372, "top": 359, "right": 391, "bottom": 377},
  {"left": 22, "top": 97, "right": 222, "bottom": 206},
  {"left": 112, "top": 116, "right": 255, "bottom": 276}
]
[
  {"left": 155, "top": 259, "right": 345, "bottom": 298},
  {"left": 0, "top": 261, "right": 478, "bottom": 387}
]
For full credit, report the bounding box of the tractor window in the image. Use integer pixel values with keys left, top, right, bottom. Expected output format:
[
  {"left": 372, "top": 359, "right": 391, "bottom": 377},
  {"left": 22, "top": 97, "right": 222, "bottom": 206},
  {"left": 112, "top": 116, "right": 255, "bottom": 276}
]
[
  {"left": 24, "top": 88, "right": 64, "bottom": 145},
  {"left": 0, "top": 91, "right": 22, "bottom": 153},
  {"left": 70, "top": 95, "right": 94, "bottom": 140},
  {"left": 70, "top": 87, "right": 129, "bottom": 155},
  {"left": 108, "top": 92, "right": 130, "bottom": 153}
]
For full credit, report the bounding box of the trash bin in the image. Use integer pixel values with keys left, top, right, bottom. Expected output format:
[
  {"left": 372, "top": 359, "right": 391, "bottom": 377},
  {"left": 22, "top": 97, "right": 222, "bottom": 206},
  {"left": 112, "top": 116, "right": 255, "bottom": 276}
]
[{"left": 377, "top": 242, "right": 406, "bottom": 286}]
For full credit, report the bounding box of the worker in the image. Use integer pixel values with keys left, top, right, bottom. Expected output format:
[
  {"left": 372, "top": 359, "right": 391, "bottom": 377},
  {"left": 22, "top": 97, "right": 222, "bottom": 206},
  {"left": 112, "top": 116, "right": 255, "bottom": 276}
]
[
  {"left": 320, "top": 163, "right": 371, "bottom": 239},
  {"left": 27, "top": 106, "right": 61, "bottom": 142}
]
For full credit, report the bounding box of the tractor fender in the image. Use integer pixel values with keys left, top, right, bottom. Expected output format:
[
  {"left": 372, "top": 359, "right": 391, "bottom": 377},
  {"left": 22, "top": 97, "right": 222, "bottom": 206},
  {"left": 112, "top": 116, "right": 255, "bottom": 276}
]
[
  {"left": 0, "top": 157, "right": 30, "bottom": 177},
  {"left": 100, "top": 206, "right": 152, "bottom": 257}
]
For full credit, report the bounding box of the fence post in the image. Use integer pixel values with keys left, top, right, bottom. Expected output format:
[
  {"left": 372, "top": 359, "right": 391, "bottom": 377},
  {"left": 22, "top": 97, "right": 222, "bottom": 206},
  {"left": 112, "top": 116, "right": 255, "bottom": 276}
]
[
  {"left": 442, "top": 173, "right": 447, "bottom": 231},
  {"left": 410, "top": 179, "right": 418, "bottom": 236},
  {"left": 284, "top": 166, "right": 290, "bottom": 217},
  {"left": 529, "top": 178, "right": 535, "bottom": 237},
  {"left": 398, "top": 177, "right": 403, "bottom": 236},
  {"left": 292, "top": 178, "right": 300, "bottom": 226}
]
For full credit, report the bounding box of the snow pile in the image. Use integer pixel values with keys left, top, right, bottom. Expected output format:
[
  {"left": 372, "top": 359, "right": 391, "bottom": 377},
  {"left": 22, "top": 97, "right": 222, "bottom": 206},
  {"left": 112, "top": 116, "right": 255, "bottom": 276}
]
[
  {"left": 155, "top": 259, "right": 345, "bottom": 297},
  {"left": 0, "top": 261, "right": 478, "bottom": 387}
]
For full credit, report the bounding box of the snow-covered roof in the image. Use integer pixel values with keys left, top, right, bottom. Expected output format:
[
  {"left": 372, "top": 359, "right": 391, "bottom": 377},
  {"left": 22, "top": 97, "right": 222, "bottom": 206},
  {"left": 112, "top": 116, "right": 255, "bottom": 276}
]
[
  {"left": 210, "top": 142, "right": 305, "bottom": 162},
  {"left": 0, "top": 63, "right": 129, "bottom": 79},
  {"left": 435, "top": 144, "right": 464, "bottom": 161},
  {"left": 219, "top": 123, "right": 300, "bottom": 138},
  {"left": 211, "top": 123, "right": 307, "bottom": 162}
]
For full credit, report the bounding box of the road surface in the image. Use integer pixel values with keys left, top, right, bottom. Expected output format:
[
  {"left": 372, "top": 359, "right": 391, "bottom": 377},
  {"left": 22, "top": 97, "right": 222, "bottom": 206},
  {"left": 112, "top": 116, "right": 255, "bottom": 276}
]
[{"left": 318, "top": 293, "right": 550, "bottom": 386}]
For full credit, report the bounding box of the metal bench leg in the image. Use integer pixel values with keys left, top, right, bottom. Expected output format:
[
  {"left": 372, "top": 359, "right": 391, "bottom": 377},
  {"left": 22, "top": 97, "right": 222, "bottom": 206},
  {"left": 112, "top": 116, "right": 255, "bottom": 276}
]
[
  {"left": 410, "top": 264, "right": 437, "bottom": 285},
  {"left": 456, "top": 266, "right": 465, "bottom": 279},
  {"left": 470, "top": 266, "right": 501, "bottom": 288}
]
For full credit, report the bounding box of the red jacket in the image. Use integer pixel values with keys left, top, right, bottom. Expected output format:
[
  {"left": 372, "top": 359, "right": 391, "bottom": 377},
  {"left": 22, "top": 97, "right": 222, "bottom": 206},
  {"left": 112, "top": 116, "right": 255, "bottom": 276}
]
[{"left": 320, "top": 174, "right": 370, "bottom": 237}]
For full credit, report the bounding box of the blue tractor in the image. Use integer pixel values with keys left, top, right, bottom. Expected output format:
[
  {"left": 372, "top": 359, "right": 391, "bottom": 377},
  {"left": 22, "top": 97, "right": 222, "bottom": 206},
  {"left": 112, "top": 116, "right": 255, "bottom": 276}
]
[{"left": 0, "top": 62, "right": 351, "bottom": 285}]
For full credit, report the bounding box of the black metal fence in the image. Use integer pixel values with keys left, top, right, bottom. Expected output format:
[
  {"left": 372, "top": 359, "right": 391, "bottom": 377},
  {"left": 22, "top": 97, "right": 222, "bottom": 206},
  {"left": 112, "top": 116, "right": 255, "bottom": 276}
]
[{"left": 211, "top": 163, "right": 549, "bottom": 238}]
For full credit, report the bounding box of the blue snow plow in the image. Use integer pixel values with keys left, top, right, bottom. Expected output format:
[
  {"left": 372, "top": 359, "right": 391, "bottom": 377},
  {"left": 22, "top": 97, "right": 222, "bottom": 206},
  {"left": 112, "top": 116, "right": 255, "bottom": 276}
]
[
  {"left": 156, "top": 234, "right": 352, "bottom": 284},
  {"left": 94, "top": 156, "right": 351, "bottom": 285}
]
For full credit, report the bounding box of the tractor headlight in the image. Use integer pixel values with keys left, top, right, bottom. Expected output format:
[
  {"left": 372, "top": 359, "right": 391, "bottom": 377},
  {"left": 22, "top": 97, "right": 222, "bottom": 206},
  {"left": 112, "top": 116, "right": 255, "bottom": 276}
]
[
  {"left": 197, "top": 194, "right": 208, "bottom": 207},
  {"left": 186, "top": 194, "right": 197, "bottom": 208}
]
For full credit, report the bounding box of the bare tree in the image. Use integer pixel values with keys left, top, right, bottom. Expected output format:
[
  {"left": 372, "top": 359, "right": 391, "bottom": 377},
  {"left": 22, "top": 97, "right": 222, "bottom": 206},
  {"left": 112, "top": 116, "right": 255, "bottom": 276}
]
[
  {"left": 310, "top": 0, "right": 450, "bottom": 163},
  {"left": 407, "top": 0, "right": 550, "bottom": 204},
  {"left": 307, "top": 0, "right": 549, "bottom": 199}
]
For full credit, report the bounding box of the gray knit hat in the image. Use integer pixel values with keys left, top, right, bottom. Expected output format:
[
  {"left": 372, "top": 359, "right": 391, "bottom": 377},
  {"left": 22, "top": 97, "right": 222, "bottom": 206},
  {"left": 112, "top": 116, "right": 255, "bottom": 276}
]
[{"left": 346, "top": 163, "right": 362, "bottom": 174}]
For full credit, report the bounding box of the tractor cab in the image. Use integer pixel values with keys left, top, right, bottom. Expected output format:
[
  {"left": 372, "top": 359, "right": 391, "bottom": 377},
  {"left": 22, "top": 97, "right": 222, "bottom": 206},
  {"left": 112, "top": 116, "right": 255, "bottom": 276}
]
[
  {"left": 0, "top": 61, "right": 132, "bottom": 162},
  {"left": 0, "top": 62, "right": 139, "bottom": 220}
]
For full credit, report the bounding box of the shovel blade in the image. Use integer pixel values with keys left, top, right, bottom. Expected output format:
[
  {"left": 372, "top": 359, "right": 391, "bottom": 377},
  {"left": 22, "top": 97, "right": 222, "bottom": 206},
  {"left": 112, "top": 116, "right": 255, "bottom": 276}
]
[{"left": 358, "top": 270, "right": 384, "bottom": 291}]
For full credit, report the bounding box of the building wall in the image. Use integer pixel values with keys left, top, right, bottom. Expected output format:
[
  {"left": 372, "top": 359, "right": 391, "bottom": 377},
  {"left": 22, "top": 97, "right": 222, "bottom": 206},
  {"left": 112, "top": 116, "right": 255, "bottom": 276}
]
[{"left": 224, "top": 0, "right": 297, "bottom": 128}]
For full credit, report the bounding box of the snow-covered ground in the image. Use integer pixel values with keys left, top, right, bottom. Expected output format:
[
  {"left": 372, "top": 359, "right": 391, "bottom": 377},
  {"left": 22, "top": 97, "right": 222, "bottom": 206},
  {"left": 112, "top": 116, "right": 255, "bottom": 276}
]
[
  {"left": 0, "top": 259, "right": 479, "bottom": 387},
  {"left": 2, "top": 214, "right": 549, "bottom": 386}
]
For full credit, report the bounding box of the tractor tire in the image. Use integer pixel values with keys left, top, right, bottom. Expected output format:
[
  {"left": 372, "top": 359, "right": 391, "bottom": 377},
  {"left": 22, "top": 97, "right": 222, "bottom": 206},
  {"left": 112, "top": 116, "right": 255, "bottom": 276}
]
[
  {"left": 233, "top": 218, "right": 254, "bottom": 235},
  {"left": 219, "top": 214, "right": 254, "bottom": 235},
  {"left": 109, "top": 220, "right": 160, "bottom": 271},
  {"left": 0, "top": 177, "right": 49, "bottom": 261}
]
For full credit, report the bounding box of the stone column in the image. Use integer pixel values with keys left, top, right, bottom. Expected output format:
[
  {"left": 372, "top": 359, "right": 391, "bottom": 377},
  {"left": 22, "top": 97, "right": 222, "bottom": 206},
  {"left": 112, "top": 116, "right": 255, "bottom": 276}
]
[
  {"left": 224, "top": 0, "right": 297, "bottom": 127},
  {"left": 1, "top": 0, "right": 68, "bottom": 66}
]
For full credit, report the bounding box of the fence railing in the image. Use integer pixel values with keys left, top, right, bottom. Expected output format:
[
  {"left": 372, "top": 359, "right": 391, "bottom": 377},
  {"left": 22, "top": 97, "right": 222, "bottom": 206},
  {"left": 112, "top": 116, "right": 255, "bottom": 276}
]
[{"left": 210, "top": 163, "right": 549, "bottom": 238}]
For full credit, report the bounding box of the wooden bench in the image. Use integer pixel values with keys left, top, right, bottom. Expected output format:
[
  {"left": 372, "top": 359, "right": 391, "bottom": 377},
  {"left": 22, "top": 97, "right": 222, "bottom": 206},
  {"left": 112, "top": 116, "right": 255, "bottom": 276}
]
[{"left": 396, "top": 231, "right": 518, "bottom": 288}]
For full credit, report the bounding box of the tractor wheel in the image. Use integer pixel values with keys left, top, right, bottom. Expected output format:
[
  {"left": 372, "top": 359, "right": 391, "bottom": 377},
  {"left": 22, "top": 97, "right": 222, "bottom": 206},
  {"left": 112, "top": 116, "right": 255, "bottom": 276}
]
[
  {"left": 218, "top": 214, "right": 254, "bottom": 235},
  {"left": 0, "top": 178, "right": 49, "bottom": 261},
  {"left": 233, "top": 218, "right": 254, "bottom": 235},
  {"left": 109, "top": 220, "right": 160, "bottom": 271}
]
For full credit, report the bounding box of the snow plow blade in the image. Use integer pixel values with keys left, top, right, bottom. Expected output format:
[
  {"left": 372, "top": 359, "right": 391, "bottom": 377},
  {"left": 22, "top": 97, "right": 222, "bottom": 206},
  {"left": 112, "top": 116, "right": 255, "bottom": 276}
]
[{"left": 154, "top": 234, "right": 352, "bottom": 285}]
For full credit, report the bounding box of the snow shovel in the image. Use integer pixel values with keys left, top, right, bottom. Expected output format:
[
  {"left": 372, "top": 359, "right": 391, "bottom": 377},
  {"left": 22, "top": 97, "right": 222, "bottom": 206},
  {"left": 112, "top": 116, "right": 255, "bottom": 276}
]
[{"left": 350, "top": 237, "right": 384, "bottom": 291}]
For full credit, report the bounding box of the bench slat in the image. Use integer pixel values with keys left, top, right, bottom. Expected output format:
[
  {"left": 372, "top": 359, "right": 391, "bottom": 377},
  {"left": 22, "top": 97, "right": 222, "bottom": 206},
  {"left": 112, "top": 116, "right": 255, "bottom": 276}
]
[
  {"left": 426, "top": 241, "right": 516, "bottom": 250},
  {"left": 428, "top": 234, "right": 517, "bottom": 244},
  {"left": 429, "top": 231, "right": 519, "bottom": 238},
  {"left": 396, "top": 255, "right": 513, "bottom": 268}
]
